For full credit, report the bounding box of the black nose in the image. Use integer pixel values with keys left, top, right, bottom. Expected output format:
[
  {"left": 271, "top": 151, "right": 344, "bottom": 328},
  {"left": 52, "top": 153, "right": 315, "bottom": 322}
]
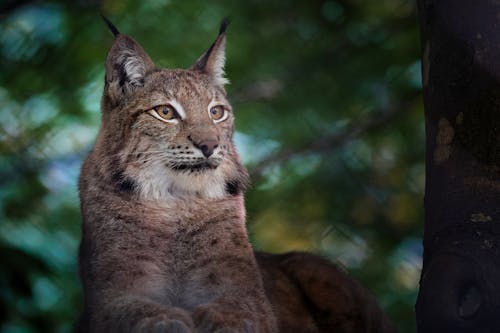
[
  {"left": 187, "top": 135, "right": 220, "bottom": 158},
  {"left": 197, "top": 140, "right": 219, "bottom": 158}
]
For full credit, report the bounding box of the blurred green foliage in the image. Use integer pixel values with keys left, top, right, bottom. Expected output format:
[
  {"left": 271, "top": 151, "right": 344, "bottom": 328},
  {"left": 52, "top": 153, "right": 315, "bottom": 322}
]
[{"left": 0, "top": 0, "right": 422, "bottom": 332}]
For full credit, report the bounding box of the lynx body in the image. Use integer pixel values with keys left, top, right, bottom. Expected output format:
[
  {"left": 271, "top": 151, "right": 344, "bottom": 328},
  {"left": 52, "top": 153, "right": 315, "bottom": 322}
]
[
  {"left": 78, "top": 20, "right": 276, "bottom": 332},
  {"left": 78, "top": 18, "right": 398, "bottom": 333}
]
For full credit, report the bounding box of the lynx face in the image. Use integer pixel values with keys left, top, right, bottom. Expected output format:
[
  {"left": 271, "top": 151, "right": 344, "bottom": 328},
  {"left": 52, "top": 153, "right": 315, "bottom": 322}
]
[{"left": 97, "top": 22, "right": 248, "bottom": 201}]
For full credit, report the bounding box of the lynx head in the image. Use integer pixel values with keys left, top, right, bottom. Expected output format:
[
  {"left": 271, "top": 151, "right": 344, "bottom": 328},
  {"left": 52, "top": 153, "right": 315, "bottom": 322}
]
[{"left": 93, "top": 18, "right": 248, "bottom": 201}]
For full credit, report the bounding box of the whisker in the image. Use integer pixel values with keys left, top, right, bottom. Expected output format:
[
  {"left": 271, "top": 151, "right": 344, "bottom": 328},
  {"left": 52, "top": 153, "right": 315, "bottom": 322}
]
[
  {"left": 105, "top": 150, "right": 172, "bottom": 158},
  {"left": 132, "top": 155, "right": 173, "bottom": 164}
]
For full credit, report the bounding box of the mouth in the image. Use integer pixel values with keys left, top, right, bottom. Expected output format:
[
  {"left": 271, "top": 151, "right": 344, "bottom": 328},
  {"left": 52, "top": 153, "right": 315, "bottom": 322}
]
[{"left": 170, "top": 160, "right": 219, "bottom": 172}]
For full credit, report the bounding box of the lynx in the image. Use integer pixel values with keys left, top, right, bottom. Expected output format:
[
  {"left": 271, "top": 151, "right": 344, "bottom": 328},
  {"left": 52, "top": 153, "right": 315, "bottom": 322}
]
[{"left": 78, "top": 17, "right": 398, "bottom": 333}]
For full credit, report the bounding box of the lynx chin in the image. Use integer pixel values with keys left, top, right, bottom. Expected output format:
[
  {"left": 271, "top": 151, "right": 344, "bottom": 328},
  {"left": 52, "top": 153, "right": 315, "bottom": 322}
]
[{"left": 77, "top": 17, "right": 398, "bottom": 333}]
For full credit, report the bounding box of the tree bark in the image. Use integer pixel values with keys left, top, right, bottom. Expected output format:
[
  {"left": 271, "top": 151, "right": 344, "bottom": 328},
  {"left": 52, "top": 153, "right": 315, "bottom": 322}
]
[{"left": 416, "top": 1, "right": 500, "bottom": 332}]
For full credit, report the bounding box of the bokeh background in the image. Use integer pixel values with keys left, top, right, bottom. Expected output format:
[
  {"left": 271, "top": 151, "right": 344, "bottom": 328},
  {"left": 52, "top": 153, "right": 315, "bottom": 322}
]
[{"left": 0, "top": 1, "right": 422, "bottom": 332}]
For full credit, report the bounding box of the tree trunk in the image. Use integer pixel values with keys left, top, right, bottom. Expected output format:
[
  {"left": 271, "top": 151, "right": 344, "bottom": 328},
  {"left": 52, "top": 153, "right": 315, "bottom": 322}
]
[{"left": 416, "top": 1, "right": 500, "bottom": 332}]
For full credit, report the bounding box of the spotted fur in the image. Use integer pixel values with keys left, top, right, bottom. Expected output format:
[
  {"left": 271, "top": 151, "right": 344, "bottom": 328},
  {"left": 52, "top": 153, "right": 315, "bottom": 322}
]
[
  {"left": 78, "top": 21, "right": 273, "bottom": 333},
  {"left": 78, "top": 18, "right": 398, "bottom": 333}
]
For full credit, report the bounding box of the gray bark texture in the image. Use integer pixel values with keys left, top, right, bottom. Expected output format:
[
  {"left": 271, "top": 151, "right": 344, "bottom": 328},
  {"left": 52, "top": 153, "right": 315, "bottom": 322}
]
[{"left": 416, "top": 1, "right": 500, "bottom": 332}]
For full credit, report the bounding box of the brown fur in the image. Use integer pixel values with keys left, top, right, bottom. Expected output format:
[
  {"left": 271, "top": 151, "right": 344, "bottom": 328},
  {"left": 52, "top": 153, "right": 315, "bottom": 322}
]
[
  {"left": 256, "top": 252, "right": 398, "bottom": 333},
  {"left": 78, "top": 22, "right": 274, "bottom": 333},
  {"left": 78, "top": 19, "right": 398, "bottom": 333}
]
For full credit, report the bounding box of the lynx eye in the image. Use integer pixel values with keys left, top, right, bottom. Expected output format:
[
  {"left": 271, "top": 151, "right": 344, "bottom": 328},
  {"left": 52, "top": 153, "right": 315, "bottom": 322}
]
[
  {"left": 148, "top": 105, "right": 179, "bottom": 123},
  {"left": 209, "top": 105, "right": 228, "bottom": 123}
]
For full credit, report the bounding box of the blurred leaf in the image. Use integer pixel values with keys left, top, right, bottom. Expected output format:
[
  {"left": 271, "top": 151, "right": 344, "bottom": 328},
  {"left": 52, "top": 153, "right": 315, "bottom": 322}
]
[{"left": 0, "top": 1, "right": 422, "bottom": 332}]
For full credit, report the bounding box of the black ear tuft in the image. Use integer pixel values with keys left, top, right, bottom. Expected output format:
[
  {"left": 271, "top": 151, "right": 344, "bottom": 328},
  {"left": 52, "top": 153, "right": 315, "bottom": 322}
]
[
  {"left": 101, "top": 14, "right": 120, "bottom": 37},
  {"left": 104, "top": 27, "right": 155, "bottom": 103},
  {"left": 219, "top": 17, "right": 230, "bottom": 35},
  {"left": 190, "top": 18, "right": 230, "bottom": 86}
]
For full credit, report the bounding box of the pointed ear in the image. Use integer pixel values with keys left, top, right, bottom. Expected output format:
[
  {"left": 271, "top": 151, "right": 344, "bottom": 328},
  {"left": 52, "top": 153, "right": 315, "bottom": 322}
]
[
  {"left": 104, "top": 33, "right": 155, "bottom": 103},
  {"left": 190, "top": 19, "right": 230, "bottom": 86}
]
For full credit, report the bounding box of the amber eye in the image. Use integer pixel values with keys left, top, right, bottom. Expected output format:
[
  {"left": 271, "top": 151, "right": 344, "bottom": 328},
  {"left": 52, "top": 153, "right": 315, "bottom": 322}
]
[
  {"left": 149, "top": 105, "right": 179, "bottom": 123},
  {"left": 155, "top": 105, "right": 177, "bottom": 119},
  {"left": 209, "top": 106, "right": 228, "bottom": 122}
]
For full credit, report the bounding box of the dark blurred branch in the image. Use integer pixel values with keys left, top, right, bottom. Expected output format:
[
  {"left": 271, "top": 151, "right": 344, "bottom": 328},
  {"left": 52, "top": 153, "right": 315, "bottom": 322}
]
[
  {"left": 249, "top": 92, "right": 421, "bottom": 181},
  {"left": 0, "top": 0, "right": 101, "bottom": 16},
  {"left": 0, "top": 0, "right": 35, "bottom": 16}
]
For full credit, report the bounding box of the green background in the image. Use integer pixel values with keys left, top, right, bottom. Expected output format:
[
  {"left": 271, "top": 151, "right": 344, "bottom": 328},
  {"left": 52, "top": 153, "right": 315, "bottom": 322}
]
[{"left": 0, "top": 0, "right": 422, "bottom": 332}]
